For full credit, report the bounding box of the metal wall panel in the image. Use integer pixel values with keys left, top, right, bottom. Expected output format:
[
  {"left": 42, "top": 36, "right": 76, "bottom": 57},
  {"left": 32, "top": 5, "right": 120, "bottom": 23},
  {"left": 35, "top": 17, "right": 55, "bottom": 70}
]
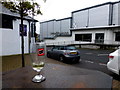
[
  {"left": 47, "top": 21, "right": 54, "bottom": 37},
  {"left": 61, "top": 19, "right": 71, "bottom": 34},
  {"left": 113, "top": 3, "right": 119, "bottom": 25},
  {"left": 118, "top": 2, "right": 120, "bottom": 25},
  {"left": 89, "top": 5, "right": 110, "bottom": 27},
  {"left": 54, "top": 20, "right": 61, "bottom": 33},
  {"left": 40, "top": 23, "right": 43, "bottom": 40},
  {"left": 42, "top": 22, "right": 48, "bottom": 38},
  {"left": 72, "top": 10, "right": 88, "bottom": 28}
]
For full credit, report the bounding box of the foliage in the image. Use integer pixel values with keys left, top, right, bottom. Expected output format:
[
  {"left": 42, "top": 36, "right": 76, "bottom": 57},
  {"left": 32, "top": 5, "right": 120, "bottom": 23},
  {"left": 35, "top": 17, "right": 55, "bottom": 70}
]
[{"left": 0, "top": 0, "right": 45, "bottom": 16}]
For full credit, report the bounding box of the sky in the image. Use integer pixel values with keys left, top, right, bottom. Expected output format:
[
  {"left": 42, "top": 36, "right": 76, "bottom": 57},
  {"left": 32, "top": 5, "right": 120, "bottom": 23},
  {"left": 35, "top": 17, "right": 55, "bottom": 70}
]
[{"left": 35, "top": 0, "right": 119, "bottom": 33}]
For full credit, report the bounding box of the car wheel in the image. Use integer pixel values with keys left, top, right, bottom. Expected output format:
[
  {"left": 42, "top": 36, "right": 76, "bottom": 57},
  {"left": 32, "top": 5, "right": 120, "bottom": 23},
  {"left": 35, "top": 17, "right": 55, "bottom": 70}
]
[
  {"left": 47, "top": 53, "right": 51, "bottom": 58},
  {"left": 59, "top": 55, "right": 64, "bottom": 62}
]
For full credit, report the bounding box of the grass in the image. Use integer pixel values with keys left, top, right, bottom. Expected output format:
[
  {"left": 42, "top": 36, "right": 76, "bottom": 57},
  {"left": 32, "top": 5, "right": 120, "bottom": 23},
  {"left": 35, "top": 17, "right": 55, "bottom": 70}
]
[{"left": 2, "top": 54, "right": 32, "bottom": 72}]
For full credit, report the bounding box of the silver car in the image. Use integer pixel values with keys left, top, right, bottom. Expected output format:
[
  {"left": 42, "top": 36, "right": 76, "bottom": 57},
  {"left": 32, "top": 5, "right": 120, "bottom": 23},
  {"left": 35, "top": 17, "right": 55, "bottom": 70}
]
[{"left": 47, "top": 45, "right": 80, "bottom": 63}]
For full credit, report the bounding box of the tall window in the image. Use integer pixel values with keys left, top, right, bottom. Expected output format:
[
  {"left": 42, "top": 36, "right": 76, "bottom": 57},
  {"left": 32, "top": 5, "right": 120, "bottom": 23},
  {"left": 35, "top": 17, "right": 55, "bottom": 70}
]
[
  {"left": 115, "top": 32, "right": 120, "bottom": 41},
  {"left": 75, "top": 34, "right": 92, "bottom": 42},
  {"left": 95, "top": 33, "right": 104, "bottom": 43},
  {"left": 31, "top": 23, "right": 36, "bottom": 37},
  {"left": 19, "top": 24, "right": 27, "bottom": 36}
]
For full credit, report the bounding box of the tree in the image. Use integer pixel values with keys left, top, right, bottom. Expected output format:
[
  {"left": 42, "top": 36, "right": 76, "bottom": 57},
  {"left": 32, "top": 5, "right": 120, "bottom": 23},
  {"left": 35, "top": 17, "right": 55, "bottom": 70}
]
[{"left": 0, "top": 0, "right": 45, "bottom": 67}]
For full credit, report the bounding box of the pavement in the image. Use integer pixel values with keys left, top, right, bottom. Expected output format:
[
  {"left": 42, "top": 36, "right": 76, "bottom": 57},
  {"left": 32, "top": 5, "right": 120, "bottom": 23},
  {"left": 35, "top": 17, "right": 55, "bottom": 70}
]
[{"left": 2, "top": 54, "right": 113, "bottom": 88}]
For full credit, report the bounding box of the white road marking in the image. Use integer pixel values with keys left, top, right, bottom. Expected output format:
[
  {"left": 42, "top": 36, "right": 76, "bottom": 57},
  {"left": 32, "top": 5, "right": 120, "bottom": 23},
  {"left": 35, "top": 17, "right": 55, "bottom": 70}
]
[
  {"left": 98, "top": 54, "right": 109, "bottom": 56},
  {"left": 85, "top": 60, "right": 94, "bottom": 63},
  {"left": 99, "top": 63, "right": 107, "bottom": 66},
  {"left": 83, "top": 60, "right": 107, "bottom": 66}
]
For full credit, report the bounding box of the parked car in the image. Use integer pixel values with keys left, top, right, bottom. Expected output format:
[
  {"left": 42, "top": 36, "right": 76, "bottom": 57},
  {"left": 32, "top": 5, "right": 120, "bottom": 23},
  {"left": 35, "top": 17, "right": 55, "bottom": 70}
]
[
  {"left": 47, "top": 45, "right": 80, "bottom": 63},
  {"left": 107, "top": 48, "right": 120, "bottom": 75}
]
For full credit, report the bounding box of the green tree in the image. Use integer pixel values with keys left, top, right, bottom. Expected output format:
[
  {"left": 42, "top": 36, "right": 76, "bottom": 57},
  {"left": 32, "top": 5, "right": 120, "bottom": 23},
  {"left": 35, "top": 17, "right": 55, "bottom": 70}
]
[{"left": 0, "top": 0, "right": 45, "bottom": 67}]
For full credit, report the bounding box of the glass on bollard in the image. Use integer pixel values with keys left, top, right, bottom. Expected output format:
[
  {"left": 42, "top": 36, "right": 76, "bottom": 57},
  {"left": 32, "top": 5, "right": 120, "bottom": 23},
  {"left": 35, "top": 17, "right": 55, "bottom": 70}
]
[{"left": 30, "top": 42, "right": 46, "bottom": 83}]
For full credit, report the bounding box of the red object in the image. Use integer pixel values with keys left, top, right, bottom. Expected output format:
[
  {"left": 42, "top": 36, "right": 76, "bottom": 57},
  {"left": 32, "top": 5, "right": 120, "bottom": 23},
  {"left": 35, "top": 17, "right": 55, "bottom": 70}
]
[
  {"left": 38, "top": 48, "right": 45, "bottom": 56},
  {"left": 109, "top": 56, "right": 114, "bottom": 59}
]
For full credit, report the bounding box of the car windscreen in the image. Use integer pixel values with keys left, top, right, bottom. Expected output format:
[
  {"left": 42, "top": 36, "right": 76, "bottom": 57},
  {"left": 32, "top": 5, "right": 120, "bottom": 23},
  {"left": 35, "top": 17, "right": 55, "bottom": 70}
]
[{"left": 66, "top": 46, "right": 76, "bottom": 50}]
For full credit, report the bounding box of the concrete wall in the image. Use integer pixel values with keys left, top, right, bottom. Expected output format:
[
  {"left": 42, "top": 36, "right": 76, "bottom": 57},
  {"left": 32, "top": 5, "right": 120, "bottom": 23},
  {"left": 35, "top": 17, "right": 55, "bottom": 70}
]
[
  {"left": 44, "top": 36, "right": 73, "bottom": 45},
  {"left": 72, "top": 28, "right": 120, "bottom": 45},
  {"left": 0, "top": 19, "right": 35, "bottom": 56}
]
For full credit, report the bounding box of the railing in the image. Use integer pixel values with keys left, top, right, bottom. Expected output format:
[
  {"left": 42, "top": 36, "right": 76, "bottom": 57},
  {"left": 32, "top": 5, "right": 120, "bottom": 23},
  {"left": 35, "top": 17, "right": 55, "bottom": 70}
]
[{"left": 44, "top": 40, "right": 120, "bottom": 46}]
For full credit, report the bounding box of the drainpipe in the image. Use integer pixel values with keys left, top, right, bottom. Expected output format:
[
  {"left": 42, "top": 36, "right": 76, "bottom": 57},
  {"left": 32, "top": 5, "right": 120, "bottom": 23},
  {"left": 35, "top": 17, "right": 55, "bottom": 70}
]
[
  {"left": 109, "top": 3, "right": 113, "bottom": 25},
  {"left": 28, "top": 21, "right": 31, "bottom": 53}
]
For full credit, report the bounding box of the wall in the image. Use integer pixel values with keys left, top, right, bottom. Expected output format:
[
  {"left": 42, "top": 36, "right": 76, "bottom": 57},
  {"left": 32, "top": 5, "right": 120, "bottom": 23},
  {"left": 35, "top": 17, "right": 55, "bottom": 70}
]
[
  {"left": 72, "top": 29, "right": 116, "bottom": 44},
  {"left": 44, "top": 36, "right": 73, "bottom": 45},
  {"left": 89, "top": 5, "right": 110, "bottom": 27},
  {"left": 0, "top": 19, "right": 34, "bottom": 56},
  {"left": 72, "top": 10, "right": 88, "bottom": 28},
  {"left": 40, "top": 18, "right": 71, "bottom": 41},
  {"left": 72, "top": 4, "right": 110, "bottom": 28},
  {"left": 113, "top": 3, "right": 119, "bottom": 25}
]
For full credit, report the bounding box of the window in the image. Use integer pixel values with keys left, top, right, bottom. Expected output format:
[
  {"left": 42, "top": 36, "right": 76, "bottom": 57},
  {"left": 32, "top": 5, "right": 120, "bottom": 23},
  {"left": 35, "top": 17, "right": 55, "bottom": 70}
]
[
  {"left": 75, "top": 34, "right": 92, "bottom": 42},
  {"left": 115, "top": 32, "right": 120, "bottom": 41},
  {"left": 95, "top": 33, "right": 104, "bottom": 43},
  {"left": 31, "top": 23, "right": 36, "bottom": 37},
  {"left": 52, "top": 47, "right": 59, "bottom": 51},
  {"left": 20, "top": 24, "right": 27, "bottom": 36},
  {"left": 1, "top": 14, "right": 13, "bottom": 29}
]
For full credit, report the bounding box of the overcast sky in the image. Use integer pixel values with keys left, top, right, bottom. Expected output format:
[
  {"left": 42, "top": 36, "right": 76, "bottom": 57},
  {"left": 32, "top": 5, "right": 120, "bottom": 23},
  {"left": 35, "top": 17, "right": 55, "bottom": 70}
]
[{"left": 35, "top": 0, "right": 119, "bottom": 33}]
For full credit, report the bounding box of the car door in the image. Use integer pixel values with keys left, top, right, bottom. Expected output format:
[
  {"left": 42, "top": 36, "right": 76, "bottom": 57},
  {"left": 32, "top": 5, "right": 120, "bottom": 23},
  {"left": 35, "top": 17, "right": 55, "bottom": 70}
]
[{"left": 50, "top": 47, "right": 59, "bottom": 59}]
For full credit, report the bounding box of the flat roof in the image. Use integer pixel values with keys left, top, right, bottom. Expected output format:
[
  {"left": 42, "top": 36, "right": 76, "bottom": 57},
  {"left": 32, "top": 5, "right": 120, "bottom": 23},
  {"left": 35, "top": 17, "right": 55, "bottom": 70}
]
[
  {"left": 70, "top": 25, "right": 120, "bottom": 31},
  {"left": 40, "top": 17, "right": 71, "bottom": 24},
  {"left": 72, "top": 1, "right": 120, "bottom": 14}
]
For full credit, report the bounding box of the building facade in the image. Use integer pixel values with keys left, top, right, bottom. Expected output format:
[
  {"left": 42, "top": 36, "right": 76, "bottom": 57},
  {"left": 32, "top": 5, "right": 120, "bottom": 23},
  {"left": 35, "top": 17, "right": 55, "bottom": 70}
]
[
  {"left": 40, "top": 1, "right": 120, "bottom": 48},
  {"left": 40, "top": 17, "right": 71, "bottom": 41},
  {"left": 0, "top": 4, "right": 37, "bottom": 56}
]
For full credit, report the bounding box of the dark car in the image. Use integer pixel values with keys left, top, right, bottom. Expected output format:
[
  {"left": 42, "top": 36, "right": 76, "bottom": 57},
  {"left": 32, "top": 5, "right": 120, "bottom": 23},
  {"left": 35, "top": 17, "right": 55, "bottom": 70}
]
[{"left": 47, "top": 45, "right": 80, "bottom": 63}]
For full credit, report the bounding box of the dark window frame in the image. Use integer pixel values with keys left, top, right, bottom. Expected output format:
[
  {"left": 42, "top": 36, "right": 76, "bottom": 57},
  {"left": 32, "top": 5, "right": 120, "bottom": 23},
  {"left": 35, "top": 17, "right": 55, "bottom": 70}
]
[
  {"left": 75, "top": 34, "right": 92, "bottom": 42},
  {"left": 115, "top": 32, "right": 120, "bottom": 41},
  {"left": 1, "top": 14, "right": 13, "bottom": 29}
]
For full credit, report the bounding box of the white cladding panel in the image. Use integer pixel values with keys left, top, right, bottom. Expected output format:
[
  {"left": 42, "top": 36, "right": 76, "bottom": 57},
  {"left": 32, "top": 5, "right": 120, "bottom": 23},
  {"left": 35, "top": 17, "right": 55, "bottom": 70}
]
[
  {"left": 47, "top": 21, "right": 54, "bottom": 37},
  {"left": 42, "top": 23, "right": 48, "bottom": 38},
  {"left": 61, "top": 19, "right": 71, "bottom": 33},
  {"left": 54, "top": 21, "right": 60, "bottom": 33},
  {"left": 72, "top": 10, "right": 88, "bottom": 28},
  {"left": 113, "top": 3, "right": 119, "bottom": 25},
  {"left": 40, "top": 23, "right": 43, "bottom": 40},
  {"left": 118, "top": 2, "right": 120, "bottom": 25},
  {"left": 89, "top": 5, "right": 110, "bottom": 27}
]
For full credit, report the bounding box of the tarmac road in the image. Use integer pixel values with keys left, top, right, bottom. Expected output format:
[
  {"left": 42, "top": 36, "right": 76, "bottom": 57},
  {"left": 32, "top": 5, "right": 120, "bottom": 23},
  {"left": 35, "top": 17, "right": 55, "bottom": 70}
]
[{"left": 70, "top": 48, "right": 120, "bottom": 89}]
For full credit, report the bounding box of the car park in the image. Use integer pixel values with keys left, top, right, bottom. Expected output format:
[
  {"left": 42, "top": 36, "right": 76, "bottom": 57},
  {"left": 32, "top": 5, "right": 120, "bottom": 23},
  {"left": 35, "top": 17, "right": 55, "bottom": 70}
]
[
  {"left": 47, "top": 45, "right": 80, "bottom": 63},
  {"left": 107, "top": 47, "right": 120, "bottom": 75}
]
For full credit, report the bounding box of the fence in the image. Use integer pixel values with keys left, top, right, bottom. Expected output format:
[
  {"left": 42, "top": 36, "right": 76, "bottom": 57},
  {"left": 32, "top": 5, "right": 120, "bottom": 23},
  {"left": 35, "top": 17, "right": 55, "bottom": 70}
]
[{"left": 44, "top": 40, "right": 120, "bottom": 46}]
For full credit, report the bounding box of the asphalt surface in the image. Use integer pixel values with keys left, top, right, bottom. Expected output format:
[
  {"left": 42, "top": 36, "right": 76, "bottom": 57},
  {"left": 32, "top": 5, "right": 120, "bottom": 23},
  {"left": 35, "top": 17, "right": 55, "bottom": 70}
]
[{"left": 69, "top": 48, "right": 120, "bottom": 88}]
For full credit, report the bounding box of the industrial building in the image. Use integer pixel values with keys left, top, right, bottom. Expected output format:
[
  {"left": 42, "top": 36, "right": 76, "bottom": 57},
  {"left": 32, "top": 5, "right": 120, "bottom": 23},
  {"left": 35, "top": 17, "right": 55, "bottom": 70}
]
[{"left": 40, "top": 1, "right": 120, "bottom": 48}]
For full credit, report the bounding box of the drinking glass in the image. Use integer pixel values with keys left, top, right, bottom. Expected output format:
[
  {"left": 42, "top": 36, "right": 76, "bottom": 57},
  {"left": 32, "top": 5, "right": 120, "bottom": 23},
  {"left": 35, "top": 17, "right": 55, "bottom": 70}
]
[{"left": 30, "top": 43, "right": 46, "bottom": 83}]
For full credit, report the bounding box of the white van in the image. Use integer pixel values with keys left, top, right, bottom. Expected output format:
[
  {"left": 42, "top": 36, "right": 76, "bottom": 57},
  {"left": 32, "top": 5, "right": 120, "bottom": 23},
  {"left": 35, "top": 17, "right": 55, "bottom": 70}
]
[{"left": 107, "top": 47, "right": 120, "bottom": 75}]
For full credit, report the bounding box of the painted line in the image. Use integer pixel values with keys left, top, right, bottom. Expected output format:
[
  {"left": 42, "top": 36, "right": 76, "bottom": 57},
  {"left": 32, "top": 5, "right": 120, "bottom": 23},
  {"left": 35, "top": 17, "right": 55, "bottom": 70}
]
[
  {"left": 99, "top": 63, "right": 107, "bottom": 66},
  {"left": 98, "top": 54, "right": 109, "bottom": 56},
  {"left": 85, "top": 60, "right": 94, "bottom": 64}
]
